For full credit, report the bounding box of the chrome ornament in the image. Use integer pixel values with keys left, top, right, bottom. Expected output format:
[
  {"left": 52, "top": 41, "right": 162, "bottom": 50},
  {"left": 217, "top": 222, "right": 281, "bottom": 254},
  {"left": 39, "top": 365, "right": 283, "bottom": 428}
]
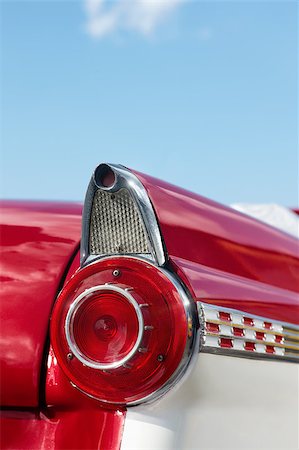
[
  {"left": 200, "top": 303, "right": 299, "bottom": 362},
  {"left": 81, "top": 163, "right": 166, "bottom": 267}
]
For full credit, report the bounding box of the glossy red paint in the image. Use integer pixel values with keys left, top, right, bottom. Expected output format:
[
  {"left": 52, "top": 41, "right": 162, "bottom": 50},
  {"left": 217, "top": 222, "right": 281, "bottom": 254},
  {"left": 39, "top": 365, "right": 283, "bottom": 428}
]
[
  {"left": 133, "top": 170, "right": 299, "bottom": 293},
  {"left": 0, "top": 200, "right": 81, "bottom": 407},
  {"left": 46, "top": 346, "right": 104, "bottom": 408},
  {"left": 64, "top": 249, "right": 80, "bottom": 284},
  {"left": 42, "top": 346, "right": 124, "bottom": 450},
  {"left": 1, "top": 203, "right": 125, "bottom": 450},
  {"left": 0, "top": 407, "right": 125, "bottom": 450},
  {"left": 171, "top": 256, "right": 299, "bottom": 324},
  {"left": 1, "top": 169, "right": 298, "bottom": 449},
  {"left": 3, "top": 345, "right": 123, "bottom": 450}
]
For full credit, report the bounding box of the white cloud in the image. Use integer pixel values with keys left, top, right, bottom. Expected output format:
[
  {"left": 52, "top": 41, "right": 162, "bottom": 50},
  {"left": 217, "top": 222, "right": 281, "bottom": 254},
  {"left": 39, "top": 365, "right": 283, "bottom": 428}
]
[{"left": 84, "top": 0, "right": 184, "bottom": 38}]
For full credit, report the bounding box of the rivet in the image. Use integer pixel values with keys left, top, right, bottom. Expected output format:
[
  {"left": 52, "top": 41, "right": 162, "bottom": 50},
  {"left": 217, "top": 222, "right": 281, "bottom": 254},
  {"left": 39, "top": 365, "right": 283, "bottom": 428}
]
[
  {"left": 67, "top": 352, "right": 73, "bottom": 360},
  {"left": 113, "top": 269, "right": 121, "bottom": 277},
  {"left": 157, "top": 354, "right": 164, "bottom": 362}
]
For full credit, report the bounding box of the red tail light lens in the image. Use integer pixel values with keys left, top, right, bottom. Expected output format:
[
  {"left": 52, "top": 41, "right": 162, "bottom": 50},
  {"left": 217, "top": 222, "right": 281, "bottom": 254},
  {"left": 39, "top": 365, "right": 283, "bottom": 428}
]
[
  {"left": 66, "top": 285, "right": 143, "bottom": 369},
  {"left": 51, "top": 257, "right": 198, "bottom": 405}
]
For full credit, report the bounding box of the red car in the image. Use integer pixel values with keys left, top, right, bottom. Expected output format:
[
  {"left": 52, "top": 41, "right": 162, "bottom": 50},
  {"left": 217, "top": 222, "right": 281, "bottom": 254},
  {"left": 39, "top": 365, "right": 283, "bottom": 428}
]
[{"left": 1, "top": 163, "right": 298, "bottom": 449}]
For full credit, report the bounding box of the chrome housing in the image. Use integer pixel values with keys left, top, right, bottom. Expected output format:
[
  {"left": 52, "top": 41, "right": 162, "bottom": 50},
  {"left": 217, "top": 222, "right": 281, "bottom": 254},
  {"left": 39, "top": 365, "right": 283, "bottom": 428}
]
[
  {"left": 63, "top": 255, "right": 201, "bottom": 406},
  {"left": 81, "top": 163, "right": 166, "bottom": 267}
]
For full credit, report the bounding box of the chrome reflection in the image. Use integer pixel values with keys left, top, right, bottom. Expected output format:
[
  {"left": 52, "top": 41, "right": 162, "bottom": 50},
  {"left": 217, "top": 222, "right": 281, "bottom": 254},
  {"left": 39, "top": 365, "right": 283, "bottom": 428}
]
[
  {"left": 81, "top": 163, "right": 166, "bottom": 267},
  {"left": 200, "top": 303, "right": 299, "bottom": 363}
]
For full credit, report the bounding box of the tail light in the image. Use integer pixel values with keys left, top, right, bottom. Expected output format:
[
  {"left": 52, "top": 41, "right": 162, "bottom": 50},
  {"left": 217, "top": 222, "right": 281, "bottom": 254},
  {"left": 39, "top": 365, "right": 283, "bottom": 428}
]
[{"left": 51, "top": 256, "right": 199, "bottom": 406}]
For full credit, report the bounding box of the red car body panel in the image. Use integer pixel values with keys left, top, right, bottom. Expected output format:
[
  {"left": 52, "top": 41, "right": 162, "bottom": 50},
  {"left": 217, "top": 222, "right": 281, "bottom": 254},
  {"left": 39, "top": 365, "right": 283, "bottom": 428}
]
[
  {"left": 0, "top": 201, "right": 82, "bottom": 407},
  {"left": 60, "top": 248, "right": 299, "bottom": 332},
  {"left": 171, "top": 256, "right": 299, "bottom": 324},
  {"left": 0, "top": 209, "right": 125, "bottom": 450},
  {"left": 1, "top": 169, "right": 298, "bottom": 449},
  {"left": 134, "top": 170, "right": 299, "bottom": 294},
  {"left": 1, "top": 408, "right": 125, "bottom": 450}
]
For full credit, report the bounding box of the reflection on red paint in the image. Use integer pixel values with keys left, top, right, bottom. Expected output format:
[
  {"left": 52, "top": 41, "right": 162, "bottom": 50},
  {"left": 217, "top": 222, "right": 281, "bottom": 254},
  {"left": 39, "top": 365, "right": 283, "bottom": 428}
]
[
  {"left": 0, "top": 408, "right": 125, "bottom": 450},
  {"left": 171, "top": 257, "right": 299, "bottom": 325},
  {"left": 133, "top": 170, "right": 299, "bottom": 294},
  {"left": 0, "top": 201, "right": 81, "bottom": 407}
]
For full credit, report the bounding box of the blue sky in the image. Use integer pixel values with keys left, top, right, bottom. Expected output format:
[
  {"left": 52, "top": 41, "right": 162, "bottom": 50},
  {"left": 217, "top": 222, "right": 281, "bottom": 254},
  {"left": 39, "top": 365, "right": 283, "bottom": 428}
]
[{"left": 1, "top": 1, "right": 298, "bottom": 206}]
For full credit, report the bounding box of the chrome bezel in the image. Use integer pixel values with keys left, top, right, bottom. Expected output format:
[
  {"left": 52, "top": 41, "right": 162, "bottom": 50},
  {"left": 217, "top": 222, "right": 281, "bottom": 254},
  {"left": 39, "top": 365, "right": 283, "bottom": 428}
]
[
  {"left": 131, "top": 265, "right": 202, "bottom": 406},
  {"left": 65, "top": 284, "right": 144, "bottom": 370},
  {"left": 66, "top": 255, "right": 201, "bottom": 407},
  {"left": 81, "top": 163, "right": 166, "bottom": 267}
]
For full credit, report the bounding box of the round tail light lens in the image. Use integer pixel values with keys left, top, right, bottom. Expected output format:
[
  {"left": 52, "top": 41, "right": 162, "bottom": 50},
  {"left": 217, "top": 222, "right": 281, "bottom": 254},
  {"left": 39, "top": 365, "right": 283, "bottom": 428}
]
[
  {"left": 65, "top": 285, "right": 143, "bottom": 369},
  {"left": 51, "top": 257, "right": 198, "bottom": 406}
]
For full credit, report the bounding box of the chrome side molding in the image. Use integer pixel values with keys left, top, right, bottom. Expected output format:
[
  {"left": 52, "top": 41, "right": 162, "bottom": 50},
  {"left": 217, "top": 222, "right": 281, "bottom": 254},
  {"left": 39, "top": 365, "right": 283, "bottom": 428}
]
[
  {"left": 199, "top": 303, "right": 299, "bottom": 363},
  {"left": 81, "top": 163, "right": 166, "bottom": 267}
]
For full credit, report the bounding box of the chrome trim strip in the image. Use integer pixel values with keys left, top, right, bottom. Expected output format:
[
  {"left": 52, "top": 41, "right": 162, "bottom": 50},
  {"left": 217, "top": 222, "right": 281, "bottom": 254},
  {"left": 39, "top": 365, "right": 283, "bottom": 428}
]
[
  {"left": 81, "top": 163, "right": 166, "bottom": 267},
  {"left": 199, "top": 302, "right": 299, "bottom": 363}
]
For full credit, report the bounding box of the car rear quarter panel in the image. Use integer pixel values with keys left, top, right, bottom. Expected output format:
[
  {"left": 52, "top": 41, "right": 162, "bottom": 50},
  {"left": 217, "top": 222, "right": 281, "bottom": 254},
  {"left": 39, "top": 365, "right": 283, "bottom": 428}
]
[
  {"left": 1, "top": 169, "right": 298, "bottom": 449},
  {"left": 120, "top": 170, "right": 299, "bottom": 450},
  {"left": 134, "top": 170, "right": 299, "bottom": 296},
  {"left": 0, "top": 201, "right": 81, "bottom": 407}
]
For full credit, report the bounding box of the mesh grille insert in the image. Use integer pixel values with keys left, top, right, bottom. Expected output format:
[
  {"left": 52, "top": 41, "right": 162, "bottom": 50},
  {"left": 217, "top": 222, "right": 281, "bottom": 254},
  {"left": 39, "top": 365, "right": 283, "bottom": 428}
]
[{"left": 89, "top": 189, "right": 150, "bottom": 255}]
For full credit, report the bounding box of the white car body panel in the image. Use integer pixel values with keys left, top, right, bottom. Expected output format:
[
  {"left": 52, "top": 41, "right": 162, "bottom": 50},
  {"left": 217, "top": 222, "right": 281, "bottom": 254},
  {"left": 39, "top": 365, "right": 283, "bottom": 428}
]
[{"left": 121, "top": 354, "right": 299, "bottom": 449}]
